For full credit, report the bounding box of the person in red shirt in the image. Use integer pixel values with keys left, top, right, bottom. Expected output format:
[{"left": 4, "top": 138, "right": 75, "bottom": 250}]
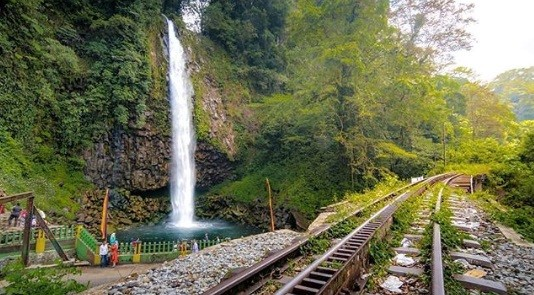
[{"left": 110, "top": 242, "right": 119, "bottom": 267}]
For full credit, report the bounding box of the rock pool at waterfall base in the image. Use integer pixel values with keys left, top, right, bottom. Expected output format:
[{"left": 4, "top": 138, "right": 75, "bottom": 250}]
[{"left": 115, "top": 219, "right": 263, "bottom": 242}]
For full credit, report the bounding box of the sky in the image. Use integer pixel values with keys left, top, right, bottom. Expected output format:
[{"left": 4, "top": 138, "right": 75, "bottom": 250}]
[{"left": 452, "top": 0, "right": 534, "bottom": 82}]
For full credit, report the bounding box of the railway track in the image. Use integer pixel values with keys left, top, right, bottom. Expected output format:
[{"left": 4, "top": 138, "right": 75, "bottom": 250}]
[
  {"left": 375, "top": 176, "right": 456, "bottom": 295},
  {"left": 202, "top": 173, "right": 453, "bottom": 295},
  {"left": 369, "top": 175, "right": 507, "bottom": 295}
]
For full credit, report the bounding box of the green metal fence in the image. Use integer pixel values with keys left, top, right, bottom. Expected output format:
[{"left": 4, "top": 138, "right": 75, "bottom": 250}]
[
  {"left": 74, "top": 226, "right": 99, "bottom": 264},
  {"left": 2, "top": 224, "right": 227, "bottom": 265},
  {"left": 118, "top": 239, "right": 222, "bottom": 255},
  {"left": 0, "top": 225, "right": 77, "bottom": 247}
]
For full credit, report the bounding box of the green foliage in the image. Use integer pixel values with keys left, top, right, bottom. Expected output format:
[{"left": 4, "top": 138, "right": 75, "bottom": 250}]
[
  {"left": 300, "top": 237, "right": 330, "bottom": 256},
  {"left": 0, "top": 132, "right": 89, "bottom": 219},
  {"left": 0, "top": 0, "right": 165, "bottom": 156},
  {"left": 326, "top": 217, "right": 359, "bottom": 239},
  {"left": 212, "top": 158, "right": 349, "bottom": 217},
  {"left": 490, "top": 66, "right": 534, "bottom": 121},
  {"left": 202, "top": 0, "right": 289, "bottom": 94},
  {"left": 483, "top": 130, "right": 534, "bottom": 208},
  {"left": 470, "top": 191, "right": 534, "bottom": 242},
  {"left": 368, "top": 237, "right": 393, "bottom": 266},
  {"left": 447, "top": 138, "right": 515, "bottom": 165},
  {"left": 1, "top": 259, "right": 87, "bottom": 294}
]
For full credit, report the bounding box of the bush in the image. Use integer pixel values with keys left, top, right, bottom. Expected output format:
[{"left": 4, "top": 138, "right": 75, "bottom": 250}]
[{"left": 1, "top": 259, "right": 87, "bottom": 295}]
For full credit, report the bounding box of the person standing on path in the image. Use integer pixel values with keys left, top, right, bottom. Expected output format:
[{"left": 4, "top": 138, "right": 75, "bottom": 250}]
[
  {"left": 192, "top": 240, "right": 199, "bottom": 253},
  {"left": 180, "top": 240, "right": 187, "bottom": 256},
  {"left": 110, "top": 242, "right": 119, "bottom": 268},
  {"left": 7, "top": 203, "right": 21, "bottom": 227},
  {"left": 99, "top": 241, "right": 109, "bottom": 267}
]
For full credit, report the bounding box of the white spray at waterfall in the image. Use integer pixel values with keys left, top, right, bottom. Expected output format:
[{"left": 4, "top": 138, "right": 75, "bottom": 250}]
[{"left": 167, "top": 18, "right": 196, "bottom": 227}]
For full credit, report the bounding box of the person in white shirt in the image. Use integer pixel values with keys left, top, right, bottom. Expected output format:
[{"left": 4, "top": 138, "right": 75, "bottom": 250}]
[
  {"left": 192, "top": 240, "right": 199, "bottom": 253},
  {"left": 99, "top": 241, "right": 109, "bottom": 267}
]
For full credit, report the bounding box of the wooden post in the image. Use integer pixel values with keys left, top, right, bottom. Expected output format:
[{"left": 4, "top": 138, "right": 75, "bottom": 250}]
[
  {"left": 100, "top": 189, "right": 109, "bottom": 241},
  {"left": 34, "top": 205, "right": 69, "bottom": 261},
  {"left": 266, "top": 178, "right": 275, "bottom": 232},
  {"left": 21, "top": 195, "right": 34, "bottom": 266}
]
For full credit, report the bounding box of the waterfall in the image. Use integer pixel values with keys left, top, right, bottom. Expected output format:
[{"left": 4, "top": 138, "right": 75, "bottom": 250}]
[
  {"left": 181, "top": 0, "right": 210, "bottom": 33},
  {"left": 167, "top": 19, "right": 196, "bottom": 227}
]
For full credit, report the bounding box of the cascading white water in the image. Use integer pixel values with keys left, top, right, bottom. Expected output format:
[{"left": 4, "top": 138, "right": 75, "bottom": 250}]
[
  {"left": 182, "top": 0, "right": 210, "bottom": 33},
  {"left": 167, "top": 19, "right": 196, "bottom": 227}
]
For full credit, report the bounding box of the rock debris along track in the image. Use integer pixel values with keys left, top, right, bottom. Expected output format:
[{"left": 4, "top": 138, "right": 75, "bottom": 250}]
[
  {"left": 86, "top": 230, "right": 302, "bottom": 295},
  {"left": 448, "top": 192, "right": 534, "bottom": 295}
]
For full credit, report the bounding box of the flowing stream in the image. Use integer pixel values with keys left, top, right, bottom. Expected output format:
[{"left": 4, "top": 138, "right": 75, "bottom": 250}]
[{"left": 167, "top": 18, "right": 196, "bottom": 227}]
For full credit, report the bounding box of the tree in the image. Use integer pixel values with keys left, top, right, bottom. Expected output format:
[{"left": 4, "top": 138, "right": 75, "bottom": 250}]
[
  {"left": 281, "top": 0, "right": 450, "bottom": 187},
  {"left": 202, "top": 0, "right": 289, "bottom": 93},
  {"left": 461, "top": 83, "right": 515, "bottom": 141},
  {"left": 389, "top": 0, "right": 474, "bottom": 66},
  {"left": 490, "top": 67, "right": 534, "bottom": 121}
]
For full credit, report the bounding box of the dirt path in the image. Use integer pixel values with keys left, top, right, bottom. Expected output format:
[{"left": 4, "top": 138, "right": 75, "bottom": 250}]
[{"left": 72, "top": 263, "right": 162, "bottom": 292}]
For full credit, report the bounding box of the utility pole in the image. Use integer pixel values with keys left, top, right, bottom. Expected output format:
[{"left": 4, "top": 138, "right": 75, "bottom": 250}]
[
  {"left": 443, "top": 123, "right": 446, "bottom": 168},
  {"left": 265, "top": 178, "right": 275, "bottom": 232}
]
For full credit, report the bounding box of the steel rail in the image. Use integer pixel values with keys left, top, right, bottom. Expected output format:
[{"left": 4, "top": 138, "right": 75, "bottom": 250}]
[
  {"left": 202, "top": 235, "right": 307, "bottom": 295},
  {"left": 431, "top": 175, "right": 460, "bottom": 295},
  {"left": 275, "top": 191, "right": 409, "bottom": 295},
  {"left": 309, "top": 178, "right": 427, "bottom": 237},
  {"left": 275, "top": 173, "right": 454, "bottom": 295}
]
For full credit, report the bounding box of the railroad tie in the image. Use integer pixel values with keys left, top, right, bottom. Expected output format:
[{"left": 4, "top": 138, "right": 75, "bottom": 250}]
[
  {"left": 302, "top": 277, "right": 327, "bottom": 289},
  {"left": 388, "top": 265, "right": 424, "bottom": 277},
  {"left": 309, "top": 271, "right": 333, "bottom": 281},
  {"left": 449, "top": 252, "right": 492, "bottom": 268},
  {"left": 452, "top": 223, "right": 474, "bottom": 232},
  {"left": 404, "top": 234, "right": 423, "bottom": 241},
  {"left": 293, "top": 284, "right": 319, "bottom": 294},
  {"left": 453, "top": 274, "right": 507, "bottom": 295},
  {"left": 462, "top": 239, "right": 482, "bottom": 249},
  {"left": 393, "top": 247, "right": 421, "bottom": 256}
]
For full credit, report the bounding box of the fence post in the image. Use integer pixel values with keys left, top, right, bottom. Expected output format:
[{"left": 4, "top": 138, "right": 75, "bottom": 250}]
[
  {"left": 35, "top": 229, "right": 46, "bottom": 253},
  {"left": 133, "top": 242, "right": 141, "bottom": 263}
]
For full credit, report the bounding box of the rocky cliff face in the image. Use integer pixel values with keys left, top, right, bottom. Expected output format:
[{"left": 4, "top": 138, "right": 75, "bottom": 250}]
[
  {"left": 83, "top": 126, "right": 236, "bottom": 192},
  {"left": 77, "top": 189, "right": 170, "bottom": 236},
  {"left": 83, "top": 125, "right": 171, "bottom": 191},
  {"left": 195, "top": 141, "right": 235, "bottom": 190}
]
